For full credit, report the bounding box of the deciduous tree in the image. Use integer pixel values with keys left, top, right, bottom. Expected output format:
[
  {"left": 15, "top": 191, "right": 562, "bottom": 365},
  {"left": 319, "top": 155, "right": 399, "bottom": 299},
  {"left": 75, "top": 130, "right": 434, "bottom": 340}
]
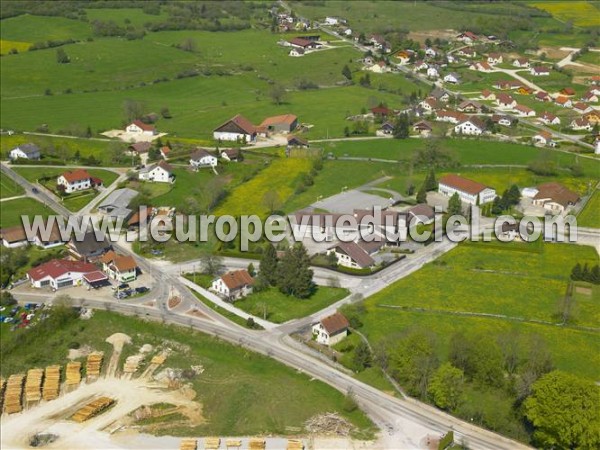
[{"left": 428, "top": 362, "right": 465, "bottom": 411}]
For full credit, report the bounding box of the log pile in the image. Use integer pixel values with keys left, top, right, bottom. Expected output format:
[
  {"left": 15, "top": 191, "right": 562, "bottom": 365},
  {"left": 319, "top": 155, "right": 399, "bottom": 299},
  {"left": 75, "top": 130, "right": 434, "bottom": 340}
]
[
  {"left": 204, "top": 437, "right": 220, "bottom": 449},
  {"left": 286, "top": 439, "right": 304, "bottom": 450},
  {"left": 3, "top": 374, "right": 25, "bottom": 414},
  {"left": 179, "top": 438, "right": 197, "bottom": 450},
  {"left": 248, "top": 438, "right": 266, "bottom": 450},
  {"left": 225, "top": 439, "right": 242, "bottom": 449},
  {"left": 71, "top": 396, "right": 114, "bottom": 423},
  {"left": 86, "top": 352, "right": 104, "bottom": 379},
  {"left": 65, "top": 362, "right": 82, "bottom": 386},
  {"left": 305, "top": 412, "right": 353, "bottom": 436},
  {"left": 42, "top": 366, "right": 60, "bottom": 401},
  {"left": 24, "top": 368, "right": 44, "bottom": 402}
]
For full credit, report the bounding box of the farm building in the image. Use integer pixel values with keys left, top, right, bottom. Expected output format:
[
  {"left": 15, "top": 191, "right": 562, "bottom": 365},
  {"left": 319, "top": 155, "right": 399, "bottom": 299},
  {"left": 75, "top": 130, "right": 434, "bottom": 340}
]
[
  {"left": 259, "top": 114, "right": 298, "bottom": 133},
  {"left": 213, "top": 115, "right": 257, "bottom": 143},
  {"left": 9, "top": 143, "right": 41, "bottom": 160},
  {"left": 211, "top": 269, "right": 254, "bottom": 301},
  {"left": 438, "top": 174, "right": 496, "bottom": 205},
  {"left": 312, "top": 312, "right": 350, "bottom": 346},
  {"left": 287, "top": 135, "right": 309, "bottom": 148}
]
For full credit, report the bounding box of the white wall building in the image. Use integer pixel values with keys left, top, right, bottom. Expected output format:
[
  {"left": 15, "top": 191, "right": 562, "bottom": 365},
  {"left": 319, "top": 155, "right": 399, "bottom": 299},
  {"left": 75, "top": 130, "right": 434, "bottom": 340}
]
[{"left": 438, "top": 174, "right": 496, "bottom": 205}]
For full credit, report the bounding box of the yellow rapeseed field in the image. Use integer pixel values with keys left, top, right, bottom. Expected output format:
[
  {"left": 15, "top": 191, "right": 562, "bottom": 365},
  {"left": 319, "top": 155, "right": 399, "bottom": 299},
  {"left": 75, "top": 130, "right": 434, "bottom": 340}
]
[
  {"left": 531, "top": 1, "right": 600, "bottom": 27},
  {"left": 214, "top": 157, "right": 312, "bottom": 217},
  {"left": 0, "top": 40, "right": 31, "bottom": 55}
]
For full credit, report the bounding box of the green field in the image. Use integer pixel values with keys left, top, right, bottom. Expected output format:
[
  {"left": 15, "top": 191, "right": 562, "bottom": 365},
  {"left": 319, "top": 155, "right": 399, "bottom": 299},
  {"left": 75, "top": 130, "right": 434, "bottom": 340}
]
[
  {"left": 0, "top": 171, "right": 25, "bottom": 198},
  {"left": 235, "top": 286, "right": 349, "bottom": 324},
  {"left": 0, "top": 309, "right": 374, "bottom": 437},
  {"left": 578, "top": 189, "right": 600, "bottom": 228},
  {"left": 0, "top": 14, "right": 92, "bottom": 42},
  {"left": 358, "top": 242, "right": 600, "bottom": 379},
  {"left": 0, "top": 197, "right": 51, "bottom": 228}
]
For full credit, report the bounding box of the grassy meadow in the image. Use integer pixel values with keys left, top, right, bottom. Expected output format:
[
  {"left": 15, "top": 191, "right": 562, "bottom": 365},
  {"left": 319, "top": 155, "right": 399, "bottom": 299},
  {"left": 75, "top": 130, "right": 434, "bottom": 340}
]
[
  {"left": 0, "top": 14, "right": 92, "bottom": 42},
  {"left": 0, "top": 197, "right": 52, "bottom": 228},
  {"left": 0, "top": 171, "right": 25, "bottom": 198}
]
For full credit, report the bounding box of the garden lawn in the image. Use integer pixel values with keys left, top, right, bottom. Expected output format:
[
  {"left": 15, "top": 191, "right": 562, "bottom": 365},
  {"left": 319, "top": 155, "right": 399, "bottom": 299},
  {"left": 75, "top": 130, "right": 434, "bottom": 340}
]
[
  {"left": 577, "top": 189, "right": 600, "bottom": 228},
  {"left": 0, "top": 310, "right": 374, "bottom": 437},
  {"left": 235, "top": 286, "right": 349, "bottom": 323},
  {"left": 0, "top": 198, "right": 51, "bottom": 228},
  {"left": 0, "top": 171, "right": 25, "bottom": 198}
]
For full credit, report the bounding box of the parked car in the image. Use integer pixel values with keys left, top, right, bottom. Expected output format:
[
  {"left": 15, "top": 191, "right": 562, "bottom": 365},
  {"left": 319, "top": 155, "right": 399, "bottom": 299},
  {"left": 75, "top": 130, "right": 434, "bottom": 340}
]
[
  {"left": 31, "top": 187, "right": 39, "bottom": 194},
  {"left": 135, "top": 287, "right": 149, "bottom": 294}
]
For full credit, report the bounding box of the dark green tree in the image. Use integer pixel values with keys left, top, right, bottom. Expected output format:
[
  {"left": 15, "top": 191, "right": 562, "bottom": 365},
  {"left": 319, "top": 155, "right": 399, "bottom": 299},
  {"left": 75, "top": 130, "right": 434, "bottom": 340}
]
[
  {"left": 447, "top": 192, "right": 462, "bottom": 216},
  {"left": 571, "top": 262, "right": 583, "bottom": 281},
  {"left": 393, "top": 113, "right": 410, "bottom": 139},
  {"left": 259, "top": 243, "right": 279, "bottom": 286},
  {"left": 424, "top": 168, "right": 437, "bottom": 191},
  {"left": 276, "top": 243, "right": 314, "bottom": 298},
  {"left": 56, "top": 47, "right": 70, "bottom": 63},
  {"left": 353, "top": 340, "right": 372, "bottom": 371},
  {"left": 416, "top": 184, "right": 427, "bottom": 203},
  {"left": 342, "top": 64, "right": 352, "bottom": 80}
]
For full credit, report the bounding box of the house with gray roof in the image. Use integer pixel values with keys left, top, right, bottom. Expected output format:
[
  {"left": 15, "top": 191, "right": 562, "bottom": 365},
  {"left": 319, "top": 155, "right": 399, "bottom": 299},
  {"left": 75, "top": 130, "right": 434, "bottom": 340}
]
[{"left": 9, "top": 143, "right": 41, "bottom": 160}]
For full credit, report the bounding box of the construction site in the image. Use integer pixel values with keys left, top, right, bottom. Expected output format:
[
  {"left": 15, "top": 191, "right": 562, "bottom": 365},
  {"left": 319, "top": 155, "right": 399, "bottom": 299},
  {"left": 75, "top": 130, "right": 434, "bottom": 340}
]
[{"left": 0, "top": 331, "right": 362, "bottom": 450}]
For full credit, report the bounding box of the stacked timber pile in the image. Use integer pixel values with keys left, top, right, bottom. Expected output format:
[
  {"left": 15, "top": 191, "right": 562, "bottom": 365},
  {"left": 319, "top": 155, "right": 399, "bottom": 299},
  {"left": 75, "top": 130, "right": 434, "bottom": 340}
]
[
  {"left": 225, "top": 440, "right": 242, "bottom": 449},
  {"left": 65, "top": 362, "right": 82, "bottom": 386},
  {"left": 71, "top": 396, "right": 114, "bottom": 423},
  {"left": 150, "top": 354, "right": 167, "bottom": 365},
  {"left": 123, "top": 355, "right": 142, "bottom": 375},
  {"left": 204, "top": 437, "right": 220, "bottom": 450},
  {"left": 42, "top": 366, "right": 60, "bottom": 401},
  {"left": 249, "top": 438, "right": 266, "bottom": 450},
  {"left": 305, "top": 412, "right": 353, "bottom": 436},
  {"left": 3, "top": 374, "right": 25, "bottom": 414},
  {"left": 287, "top": 440, "right": 304, "bottom": 450},
  {"left": 179, "top": 438, "right": 197, "bottom": 450},
  {"left": 86, "top": 352, "right": 104, "bottom": 379},
  {"left": 24, "top": 368, "right": 44, "bottom": 402}
]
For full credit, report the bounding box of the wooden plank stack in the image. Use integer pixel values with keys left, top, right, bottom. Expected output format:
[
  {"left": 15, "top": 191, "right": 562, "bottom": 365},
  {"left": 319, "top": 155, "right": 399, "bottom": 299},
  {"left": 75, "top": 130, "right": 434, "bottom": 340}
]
[
  {"left": 42, "top": 365, "right": 61, "bottom": 401},
  {"left": 86, "top": 352, "right": 104, "bottom": 379},
  {"left": 179, "top": 438, "right": 197, "bottom": 450},
  {"left": 24, "top": 368, "right": 44, "bottom": 402},
  {"left": 65, "top": 362, "right": 82, "bottom": 386},
  {"left": 204, "top": 437, "right": 220, "bottom": 449},
  {"left": 71, "top": 396, "right": 114, "bottom": 423},
  {"left": 3, "top": 374, "right": 25, "bottom": 414},
  {"left": 248, "top": 438, "right": 266, "bottom": 450},
  {"left": 225, "top": 440, "right": 241, "bottom": 449},
  {"left": 150, "top": 354, "right": 167, "bottom": 365},
  {"left": 286, "top": 440, "right": 304, "bottom": 450}
]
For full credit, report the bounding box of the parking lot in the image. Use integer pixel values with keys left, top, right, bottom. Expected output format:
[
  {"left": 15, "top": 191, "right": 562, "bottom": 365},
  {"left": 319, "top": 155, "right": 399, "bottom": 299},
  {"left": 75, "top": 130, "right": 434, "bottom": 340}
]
[{"left": 311, "top": 189, "right": 396, "bottom": 213}]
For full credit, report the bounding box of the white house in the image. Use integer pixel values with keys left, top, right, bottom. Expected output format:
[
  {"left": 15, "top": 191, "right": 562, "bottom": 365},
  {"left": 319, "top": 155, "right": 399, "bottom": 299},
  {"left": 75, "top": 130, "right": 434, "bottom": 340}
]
[
  {"left": 139, "top": 160, "right": 175, "bottom": 183},
  {"left": 9, "top": 143, "right": 40, "bottom": 160},
  {"left": 540, "top": 112, "right": 561, "bottom": 125},
  {"left": 570, "top": 117, "right": 593, "bottom": 131},
  {"left": 57, "top": 169, "right": 99, "bottom": 194},
  {"left": 289, "top": 48, "right": 305, "bottom": 57},
  {"left": 573, "top": 102, "right": 593, "bottom": 114},
  {"left": 443, "top": 73, "right": 461, "bottom": 84},
  {"left": 487, "top": 53, "right": 503, "bottom": 65},
  {"left": 495, "top": 93, "right": 517, "bottom": 109},
  {"left": 438, "top": 174, "right": 496, "bottom": 205},
  {"left": 211, "top": 269, "right": 254, "bottom": 301},
  {"left": 469, "top": 61, "right": 492, "bottom": 73},
  {"left": 125, "top": 120, "right": 157, "bottom": 136},
  {"left": 327, "top": 240, "right": 382, "bottom": 269},
  {"left": 0, "top": 226, "right": 28, "bottom": 248},
  {"left": 312, "top": 312, "right": 350, "bottom": 346},
  {"left": 457, "top": 47, "right": 476, "bottom": 58},
  {"left": 512, "top": 58, "right": 530, "bottom": 68},
  {"left": 532, "top": 131, "right": 554, "bottom": 147},
  {"left": 27, "top": 259, "right": 107, "bottom": 290},
  {"left": 324, "top": 16, "right": 343, "bottom": 25},
  {"left": 213, "top": 115, "right": 257, "bottom": 143},
  {"left": 555, "top": 96, "right": 573, "bottom": 108},
  {"left": 190, "top": 149, "right": 218, "bottom": 168},
  {"left": 427, "top": 66, "right": 440, "bottom": 78},
  {"left": 454, "top": 118, "right": 485, "bottom": 135},
  {"left": 514, "top": 104, "right": 536, "bottom": 117},
  {"left": 100, "top": 251, "right": 138, "bottom": 283},
  {"left": 530, "top": 66, "right": 550, "bottom": 76},
  {"left": 532, "top": 182, "right": 579, "bottom": 214},
  {"left": 425, "top": 47, "right": 437, "bottom": 58}
]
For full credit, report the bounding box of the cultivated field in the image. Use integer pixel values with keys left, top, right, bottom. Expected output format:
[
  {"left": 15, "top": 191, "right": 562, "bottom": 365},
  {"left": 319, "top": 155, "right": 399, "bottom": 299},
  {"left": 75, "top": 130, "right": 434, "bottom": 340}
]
[{"left": 530, "top": 1, "right": 600, "bottom": 27}]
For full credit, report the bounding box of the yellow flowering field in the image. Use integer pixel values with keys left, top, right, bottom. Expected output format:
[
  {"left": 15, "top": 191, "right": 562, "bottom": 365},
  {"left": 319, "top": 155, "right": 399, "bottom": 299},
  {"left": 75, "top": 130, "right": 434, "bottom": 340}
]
[
  {"left": 214, "top": 157, "right": 312, "bottom": 217},
  {"left": 531, "top": 1, "right": 600, "bottom": 27},
  {"left": 0, "top": 40, "right": 31, "bottom": 55}
]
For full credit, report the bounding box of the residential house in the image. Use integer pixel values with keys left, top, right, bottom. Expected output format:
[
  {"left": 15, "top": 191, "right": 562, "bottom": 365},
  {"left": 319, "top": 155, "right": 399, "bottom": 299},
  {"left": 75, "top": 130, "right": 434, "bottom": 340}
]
[
  {"left": 221, "top": 148, "right": 241, "bottom": 162},
  {"left": 583, "top": 90, "right": 599, "bottom": 102},
  {"left": 324, "top": 16, "right": 343, "bottom": 25},
  {"left": 494, "top": 80, "right": 522, "bottom": 90},
  {"left": 457, "top": 100, "right": 483, "bottom": 113},
  {"left": 438, "top": 174, "right": 496, "bottom": 205},
  {"left": 127, "top": 206, "right": 156, "bottom": 230},
  {"left": 454, "top": 117, "right": 486, "bottom": 135},
  {"left": 425, "top": 47, "right": 437, "bottom": 58},
  {"left": 532, "top": 182, "right": 579, "bottom": 214},
  {"left": 532, "top": 131, "right": 555, "bottom": 147},
  {"left": 492, "top": 115, "right": 513, "bottom": 127},
  {"left": 259, "top": 114, "right": 298, "bottom": 134},
  {"left": 0, "top": 226, "right": 28, "bottom": 248},
  {"left": 288, "top": 37, "right": 318, "bottom": 49},
  {"left": 560, "top": 87, "right": 576, "bottom": 96},
  {"left": 67, "top": 230, "right": 112, "bottom": 261},
  {"left": 443, "top": 72, "right": 461, "bottom": 84},
  {"left": 573, "top": 102, "right": 593, "bottom": 114},
  {"left": 426, "top": 65, "right": 440, "bottom": 79},
  {"left": 125, "top": 120, "right": 157, "bottom": 136},
  {"left": 327, "top": 239, "right": 383, "bottom": 269},
  {"left": 287, "top": 135, "right": 309, "bottom": 148},
  {"left": 379, "top": 121, "right": 395, "bottom": 135},
  {"left": 213, "top": 115, "right": 257, "bottom": 143},
  {"left": 481, "top": 89, "right": 496, "bottom": 101},
  {"left": 495, "top": 93, "right": 517, "bottom": 108},
  {"left": 139, "top": 160, "right": 175, "bottom": 183},
  {"left": 555, "top": 96, "right": 572, "bottom": 108},
  {"left": 534, "top": 91, "right": 551, "bottom": 102},
  {"left": 570, "top": 117, "right": 593, "bottom": 131},
  {"left": 312, "top": 312, "right": 350, "bottom": 346},
  {"left": 429, "top": 87, "right": 451, "bottom": 103},
  {"left": 469, "top": 61, "right": 492, "bottom": 72},
  {"left": 100, "top": 251, "right": 138, "bottom": 283},
  {"left": 57, "top": 169, "right": 100, "bottom": 194},
  {"left": 9, "top": 143, "right": 41, "bottom": 161},
  {"left": 457, "top": 47, "right": 476, "bottom": 58},
  {"left": 413, "top": 121, "right": 433, "bottom": 136},
  {"left": 514, "top": 104, "right": 536, "bottom": 117},
  {"left": 530, "top": 66, "right": 550, "bottom": 76},
  {"left": 189, "top": 149, "right": 218, "bottom": 169},
  {"left": 370, "top": 105, "right": 392, "bottom": 118},
  {"left": 414, "top": 60, "right": 428, "bottom": 72},
  {"left": 456, "top": 31, "right": 478, "bottom": 44},
  {"left": 211, "top": 269, "right": 254, "bottom": 301},
  {"left": 369, "top": 34, "right": 389, "bottom": 52},
  {"left": 516, "top": 86, "right": 534, "bottom": 95},
  {"left": 407, "top": 204, "right": 435, "bottom": 226},
  {"left": 394, "top": 50, "right": 412, "bottom": 64},
  {"left": 435, "top": 110, "right": 466, "bottom": 124},
  {"left": 97, "top": 188, "right": 138, "bottom": 221},
  {"left": 128, "top": 141, "right": 151, "bottom": 155},
  {"left": 160, "top": 146, "right": 170, "bottom": 160},
  {"left": 583, "top": 111, "right": 600, "bottom": 125},
  {"left": 420, "top": 98, "right": 441, "bottom": 114},
  {"left": 512, "top": 58, "right": 530, "bottom": 68},
  {"left": 539, "top": 111, "right": 561, "bottom": 125},
  {"left": 289, "top": 47, "right": 305, "bottom": 57},
  {"left": 27, "top": 259, "right": 107, "bottom": 290},
  {"left": 487, "top": 53, "right": 503, "bottom": 65}
]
